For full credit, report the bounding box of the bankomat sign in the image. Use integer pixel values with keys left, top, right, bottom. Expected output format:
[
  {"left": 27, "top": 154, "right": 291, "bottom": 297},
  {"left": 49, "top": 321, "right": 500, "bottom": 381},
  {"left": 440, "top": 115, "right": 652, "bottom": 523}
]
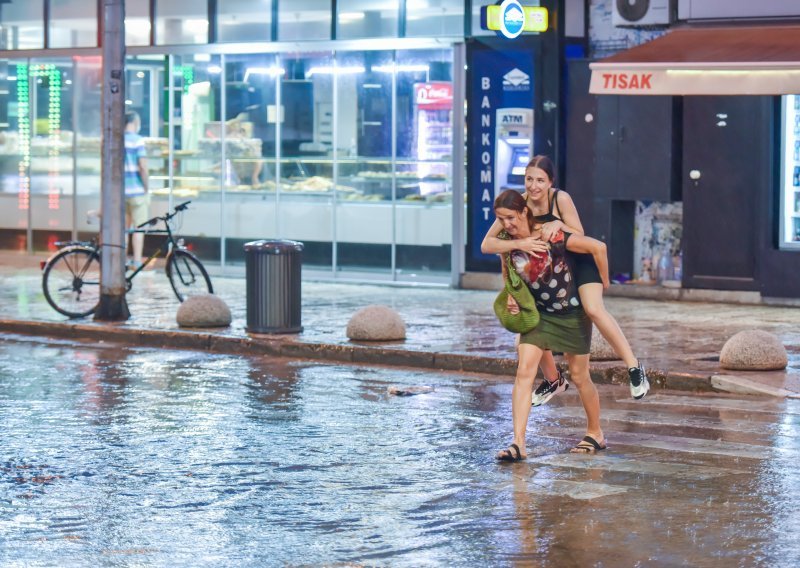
[{"left": 466, "top": 47, "right": 535, "bottom": 271}]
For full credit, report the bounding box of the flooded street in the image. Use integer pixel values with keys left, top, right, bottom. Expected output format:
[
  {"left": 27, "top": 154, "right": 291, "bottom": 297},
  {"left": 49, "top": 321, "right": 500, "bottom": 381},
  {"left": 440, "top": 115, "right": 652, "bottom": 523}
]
[{"left": 2, "top": 334, "right": 800, "bottom": 567}]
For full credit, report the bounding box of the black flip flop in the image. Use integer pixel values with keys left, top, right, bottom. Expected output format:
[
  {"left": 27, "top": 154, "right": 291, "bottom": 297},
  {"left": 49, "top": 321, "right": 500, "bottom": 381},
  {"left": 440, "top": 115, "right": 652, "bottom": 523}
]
[
  {"left": 570, "top": 435, "right": 607, "bottom": 454},
  {"left": 497, "top": 443, "right": 526, "bottom": 461}
]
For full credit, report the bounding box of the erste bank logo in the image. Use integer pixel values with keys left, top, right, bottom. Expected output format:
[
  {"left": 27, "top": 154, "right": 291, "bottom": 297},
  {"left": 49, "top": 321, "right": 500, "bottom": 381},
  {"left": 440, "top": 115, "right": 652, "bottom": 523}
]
[
  {"left": 500, "top": 0, "right": 525, "bottom": 39},
  {"left": 480, "top": 2, "right": 548, "bottom": 38},
  {"left": 503, "top": 68, "right": 530, "bottom": 91}
]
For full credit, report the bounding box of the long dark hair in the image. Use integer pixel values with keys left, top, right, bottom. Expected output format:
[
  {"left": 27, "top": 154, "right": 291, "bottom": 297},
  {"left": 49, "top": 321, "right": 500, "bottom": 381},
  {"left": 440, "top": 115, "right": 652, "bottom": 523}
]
[
  {"left": 526, "top": 155, "right": 555, "bottom": 185},
  {"left": 494, "top": 190, "right": 535, "bottom": 232}
]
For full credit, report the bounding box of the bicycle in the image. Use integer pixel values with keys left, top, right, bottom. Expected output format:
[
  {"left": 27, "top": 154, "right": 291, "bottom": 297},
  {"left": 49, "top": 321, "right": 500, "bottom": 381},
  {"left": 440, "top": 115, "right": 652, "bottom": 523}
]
[{"left": 41, "top": 201, "right": 213, "bottom": 318}]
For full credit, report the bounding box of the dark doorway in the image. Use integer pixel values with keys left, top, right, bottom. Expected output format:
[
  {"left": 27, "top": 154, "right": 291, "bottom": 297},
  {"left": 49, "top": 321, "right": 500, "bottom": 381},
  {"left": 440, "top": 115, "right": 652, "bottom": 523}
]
[{"left": 682, "top": 96, "right": 769, "bottom": 291}]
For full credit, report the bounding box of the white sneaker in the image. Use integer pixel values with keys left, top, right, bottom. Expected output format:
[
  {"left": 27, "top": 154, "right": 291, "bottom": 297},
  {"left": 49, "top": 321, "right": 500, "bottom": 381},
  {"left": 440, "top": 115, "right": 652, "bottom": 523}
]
[
  {"left": 532, "top": 370, "right": 569, "bottom": 407},
  {"left": 628, "top": 362, "right": 650, "bottom": 400}
]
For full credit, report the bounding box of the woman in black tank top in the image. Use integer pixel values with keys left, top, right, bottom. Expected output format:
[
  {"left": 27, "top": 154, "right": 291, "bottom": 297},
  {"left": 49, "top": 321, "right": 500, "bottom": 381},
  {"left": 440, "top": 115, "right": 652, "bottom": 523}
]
[
  {"left": 481, "top": 155, "right": 651, "bottom": 404},
  {"left": 532, "top": 188, "right": 603, "bottom": 288}
]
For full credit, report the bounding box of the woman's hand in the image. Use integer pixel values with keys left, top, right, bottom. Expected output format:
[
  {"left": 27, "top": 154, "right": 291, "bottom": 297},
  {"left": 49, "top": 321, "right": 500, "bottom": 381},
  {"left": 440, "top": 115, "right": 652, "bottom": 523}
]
[
  {"left": 514, "top": 237, "right": 550, "bottom": 255},
  {"left": 506, "top": 295, "right": 520, "bottom": 314},
  {"left": 540, "top": 220, "right": 564, "bottom": 242}
]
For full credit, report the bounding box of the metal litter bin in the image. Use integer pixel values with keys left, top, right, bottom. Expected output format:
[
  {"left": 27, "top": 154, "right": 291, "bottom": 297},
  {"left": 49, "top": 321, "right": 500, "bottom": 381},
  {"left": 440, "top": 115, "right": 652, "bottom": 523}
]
[{"left": 244, "top": 239, "right": 303, "bottom": 333}]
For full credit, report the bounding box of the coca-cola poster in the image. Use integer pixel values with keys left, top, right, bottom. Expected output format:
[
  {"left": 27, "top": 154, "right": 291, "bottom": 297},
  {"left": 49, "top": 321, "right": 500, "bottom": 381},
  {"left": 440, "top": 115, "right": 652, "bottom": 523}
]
[{"left": 414, "top": 82, "right": 453, "bottom": 110}]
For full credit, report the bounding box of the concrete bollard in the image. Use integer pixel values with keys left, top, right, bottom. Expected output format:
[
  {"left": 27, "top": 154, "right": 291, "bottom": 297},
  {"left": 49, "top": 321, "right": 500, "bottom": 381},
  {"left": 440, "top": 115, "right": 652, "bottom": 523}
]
[
  {"left": 176, "top": 294, "right": 232, "bottom": 328},
  {"left": 346, "top": 305, "right": 406, "bottom": 341},
  {"left": 719, "top": 330, "right": 788, "bottom": 371}
]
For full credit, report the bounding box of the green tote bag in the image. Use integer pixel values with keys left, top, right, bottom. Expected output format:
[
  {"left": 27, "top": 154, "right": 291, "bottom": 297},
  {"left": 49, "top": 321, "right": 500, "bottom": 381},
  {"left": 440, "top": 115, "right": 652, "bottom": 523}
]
[{"left": 493, "top": 254, "right": 540, "bottom": 333}]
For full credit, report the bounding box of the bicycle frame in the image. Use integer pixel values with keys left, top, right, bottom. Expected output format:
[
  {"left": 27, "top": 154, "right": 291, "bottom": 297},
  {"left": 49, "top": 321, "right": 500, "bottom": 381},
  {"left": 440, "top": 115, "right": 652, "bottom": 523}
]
[
  {"left": 124, "top": 226, "right": 181, "bottom": 283},
  {"left": 124, "top": 200, "right": 192, "bottom": 283}
]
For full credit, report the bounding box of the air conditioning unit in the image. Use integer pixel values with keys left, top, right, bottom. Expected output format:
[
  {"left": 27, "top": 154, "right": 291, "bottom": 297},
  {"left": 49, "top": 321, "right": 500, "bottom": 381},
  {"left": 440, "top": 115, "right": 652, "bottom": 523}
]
[{"left": 613, "top": 0, "right": 674, "bottom": 27}]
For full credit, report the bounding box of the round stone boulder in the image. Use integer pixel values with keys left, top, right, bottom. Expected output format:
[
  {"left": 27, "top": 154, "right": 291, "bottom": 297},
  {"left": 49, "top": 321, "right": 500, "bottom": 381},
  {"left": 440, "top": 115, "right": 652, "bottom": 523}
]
[
  {"left": 590, "top": 328, "right": 619, "bottom": 361},
  {"left": 719, "top": 330, "right": 788, "bottom": 371},
  {"left": 346, "top": 305, "right": 406, "bottom": 341},
  {"left": 176, "top": 294, "right": 232, "bottom": 328}
]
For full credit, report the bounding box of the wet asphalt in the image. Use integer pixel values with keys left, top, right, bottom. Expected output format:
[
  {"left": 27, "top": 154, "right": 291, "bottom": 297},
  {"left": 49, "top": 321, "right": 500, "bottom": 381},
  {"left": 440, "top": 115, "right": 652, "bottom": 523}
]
[{"left": 2, "top": 335, "right": 799, "bottom": 566}]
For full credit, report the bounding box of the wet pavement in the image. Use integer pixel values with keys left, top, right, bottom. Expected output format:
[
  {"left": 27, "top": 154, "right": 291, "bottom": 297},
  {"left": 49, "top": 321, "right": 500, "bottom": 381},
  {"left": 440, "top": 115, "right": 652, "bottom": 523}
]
[
  {"left": 2, "top": 335, "right": 800, "bottom": 566},
  {"left": 0, "top": 251, "right": 799, "bottom": 396}
]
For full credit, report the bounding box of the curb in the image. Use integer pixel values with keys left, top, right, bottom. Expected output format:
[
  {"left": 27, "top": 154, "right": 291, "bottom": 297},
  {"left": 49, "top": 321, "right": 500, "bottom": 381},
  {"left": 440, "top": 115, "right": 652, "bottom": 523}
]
[
  {"left": 0, "top": 318, "right": 718, "bottom": 394},
  {"left": 711, "top": 374, "right": 800, "bottom": 398}
]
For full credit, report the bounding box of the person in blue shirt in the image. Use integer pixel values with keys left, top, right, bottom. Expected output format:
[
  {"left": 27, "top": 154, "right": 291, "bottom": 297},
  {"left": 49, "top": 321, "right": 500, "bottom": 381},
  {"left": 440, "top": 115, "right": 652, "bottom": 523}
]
[{"left": 124, "top": 111, "right": 149, "bottom": 267}]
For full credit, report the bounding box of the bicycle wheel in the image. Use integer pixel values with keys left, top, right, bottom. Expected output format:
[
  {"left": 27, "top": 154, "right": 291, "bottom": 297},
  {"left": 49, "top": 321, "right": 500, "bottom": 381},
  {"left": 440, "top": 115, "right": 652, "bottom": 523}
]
[
  {"left": 166, "top": 249, "right": 213, "bottom": 302},
  {"left": 42, "top": 247, "right": 101, "bottom": 318}
]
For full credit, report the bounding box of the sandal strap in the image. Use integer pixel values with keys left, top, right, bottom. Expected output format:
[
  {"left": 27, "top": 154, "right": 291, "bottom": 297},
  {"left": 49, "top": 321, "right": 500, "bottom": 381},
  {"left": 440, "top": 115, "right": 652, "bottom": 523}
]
[{"left": 581, "top": 435, "right": 605, "bottom": 450}]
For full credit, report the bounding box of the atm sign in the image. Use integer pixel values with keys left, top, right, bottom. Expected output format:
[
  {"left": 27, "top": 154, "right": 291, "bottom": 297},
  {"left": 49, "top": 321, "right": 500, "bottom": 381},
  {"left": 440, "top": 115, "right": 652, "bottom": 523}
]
[{"left": 502, "top": 113, "right": 525, "bottom": 124}]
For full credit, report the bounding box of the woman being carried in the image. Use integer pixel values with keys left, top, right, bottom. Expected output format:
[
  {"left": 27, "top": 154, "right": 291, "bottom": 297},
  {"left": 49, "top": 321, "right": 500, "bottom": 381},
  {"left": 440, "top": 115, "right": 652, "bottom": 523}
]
[
  {"left": 482, "top": 155, "right": 649, "bottom": 403},
  {"left": 491, "top": 189, "right": 609, "bottom": 461}
]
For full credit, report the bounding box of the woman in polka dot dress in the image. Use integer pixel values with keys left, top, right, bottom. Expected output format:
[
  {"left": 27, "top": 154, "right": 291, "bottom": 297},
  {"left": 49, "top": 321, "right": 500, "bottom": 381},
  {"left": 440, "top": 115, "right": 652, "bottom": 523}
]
[{"left": 491, "top": 189, "right": 609, "bottom": 461}]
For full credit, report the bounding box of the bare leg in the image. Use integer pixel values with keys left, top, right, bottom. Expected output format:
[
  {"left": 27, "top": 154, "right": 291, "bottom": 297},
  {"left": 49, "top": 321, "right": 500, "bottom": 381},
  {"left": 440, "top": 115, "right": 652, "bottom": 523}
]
[
  {"left": 498, "top": 343, "right": 544, "bottom": 459},
  {"left": 579, "top": 283, "right": 638, "bottom": 368},
  {"left": 131, "top": 232, "right": 144, "bottom": 264},
  {"left": 539, "top": 349, "right": 560, "bottom": 381},
  {"left": 516, "top": 335, "right": 559, "bottom": 382},
  {"left": 565, "top": 353, "right": 604, "bottom": 444}
]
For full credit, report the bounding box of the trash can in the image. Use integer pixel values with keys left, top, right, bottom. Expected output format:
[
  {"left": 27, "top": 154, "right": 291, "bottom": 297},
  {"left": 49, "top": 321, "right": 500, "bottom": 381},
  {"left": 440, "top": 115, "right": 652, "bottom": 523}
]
[{"left": 244, "top": 239, "right": 304, "bottom": 333}]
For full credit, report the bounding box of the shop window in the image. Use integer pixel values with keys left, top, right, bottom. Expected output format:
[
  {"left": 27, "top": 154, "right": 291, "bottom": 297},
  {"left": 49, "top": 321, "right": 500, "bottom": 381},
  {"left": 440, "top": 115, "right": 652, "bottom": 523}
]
[
  {"left": 125, "top": 0, "right": 151, "bottom": 47},
  {"left": 0, "top": 0, "right": 44, "bottom": 49},
  {"left": 49, "top": 0, "right": 98, "bottom": 48},
  {"left": 0, "top": 58, "right": 29, "bottom": 249},
  {"left": 218, "top": 0, "right": 272, "bottom": 42},
  {"left": 394, "top": 48, "right": 453, "bottom": 275},
  {"left": 334, "top": 50, "right": 394, "bottom": 274},
  {"left": 73, "top": 56, "right": 102, "bottom": 241},
  {"left": 218, "top": 53, "right": 280, "bottom": 265},
  {"left": 337, "top": 0, "right": 398, "bottom": 39},
  {"left": 155, "top": 0, "right": 208, "bottom": 45},
  {"left": 405, "top": 0, "right": 464, "bottom": 37},
  {"left": 278, "top": 0, "right": 331, "bottom": 41}
]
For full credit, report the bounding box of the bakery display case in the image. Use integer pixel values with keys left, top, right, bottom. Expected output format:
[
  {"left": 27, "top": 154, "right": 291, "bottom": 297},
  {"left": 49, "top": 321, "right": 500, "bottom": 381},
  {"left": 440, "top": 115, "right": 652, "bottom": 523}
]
[{"left": 0, "top": 47, "right": 457, "bottom": 278}]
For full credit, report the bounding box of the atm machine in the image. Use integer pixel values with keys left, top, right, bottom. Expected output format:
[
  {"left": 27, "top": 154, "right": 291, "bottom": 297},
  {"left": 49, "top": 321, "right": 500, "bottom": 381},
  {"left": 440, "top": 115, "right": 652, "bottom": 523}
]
[{"left": 494, "top": 108, "right": 533, "bottom": 195}]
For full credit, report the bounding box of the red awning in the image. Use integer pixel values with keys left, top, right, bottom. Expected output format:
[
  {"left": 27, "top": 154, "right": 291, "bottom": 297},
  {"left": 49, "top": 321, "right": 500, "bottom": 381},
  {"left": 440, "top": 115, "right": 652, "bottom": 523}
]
[{"left": 589, "top": 25, "right": 800, "bottom": 95}]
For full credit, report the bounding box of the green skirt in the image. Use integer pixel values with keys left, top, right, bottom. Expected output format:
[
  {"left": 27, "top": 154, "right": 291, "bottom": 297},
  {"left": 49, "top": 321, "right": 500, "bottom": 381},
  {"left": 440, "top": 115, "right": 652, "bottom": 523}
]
[{"left": 519, "top": 308, "right": 592, "bottom": 355}]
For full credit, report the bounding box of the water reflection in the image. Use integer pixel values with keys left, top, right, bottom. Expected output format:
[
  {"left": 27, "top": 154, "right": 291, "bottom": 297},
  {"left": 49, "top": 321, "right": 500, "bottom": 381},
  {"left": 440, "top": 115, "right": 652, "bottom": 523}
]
[{"left": 3, "top": 335, "right": 800, "bottom": 565}]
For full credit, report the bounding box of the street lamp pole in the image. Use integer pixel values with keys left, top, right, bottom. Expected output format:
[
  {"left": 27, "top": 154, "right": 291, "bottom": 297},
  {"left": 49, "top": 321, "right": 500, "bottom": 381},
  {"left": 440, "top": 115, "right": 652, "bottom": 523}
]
[{"left": 94, "top": 0, "right": 130, "bottom": 321}]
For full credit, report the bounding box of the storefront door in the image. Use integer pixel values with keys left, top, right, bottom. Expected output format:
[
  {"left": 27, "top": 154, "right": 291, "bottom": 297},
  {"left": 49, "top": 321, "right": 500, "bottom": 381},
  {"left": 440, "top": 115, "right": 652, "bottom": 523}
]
[{"left": 682, "top": 95, "right": 767, "bottom": 291}]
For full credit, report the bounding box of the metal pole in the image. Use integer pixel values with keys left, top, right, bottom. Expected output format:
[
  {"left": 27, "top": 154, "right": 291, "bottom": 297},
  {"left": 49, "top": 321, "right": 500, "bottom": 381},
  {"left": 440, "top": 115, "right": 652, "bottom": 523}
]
[
  {"left": 390, "top": 53, "right": 397, "bottom": 281},
  {"left": 94, "top": 0, "right": 130, "bottom": 320},
  {"left": 450, "top": 42, "right": 466, "bottom": 288}
]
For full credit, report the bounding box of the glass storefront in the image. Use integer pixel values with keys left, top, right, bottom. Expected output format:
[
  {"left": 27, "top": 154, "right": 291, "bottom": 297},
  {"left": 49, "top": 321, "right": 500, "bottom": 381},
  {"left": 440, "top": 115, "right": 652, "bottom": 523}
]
[
  {"left": 0, "top": 56, "right": 102, "bottom": 251},
  {"left": 0, "top": 44, "right": 457, "bottom": 284},
  {"left": 49, "top": 0, "right": 98, "bottom": 48},
  {"left": 780, "top": 94, "right": 800, "bottom": 250},
  {"left": 0, "top": 0, "right": 44, "bottom": 50}
]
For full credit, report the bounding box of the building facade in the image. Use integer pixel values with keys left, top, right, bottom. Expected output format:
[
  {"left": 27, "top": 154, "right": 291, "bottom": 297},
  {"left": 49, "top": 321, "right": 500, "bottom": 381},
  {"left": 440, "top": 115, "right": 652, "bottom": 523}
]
[
  {"left": 565, "top": 0, "right": 800, "bottom": 299},
  {"left": 0, "top": 0, "right": 567, "bottom": 286}
]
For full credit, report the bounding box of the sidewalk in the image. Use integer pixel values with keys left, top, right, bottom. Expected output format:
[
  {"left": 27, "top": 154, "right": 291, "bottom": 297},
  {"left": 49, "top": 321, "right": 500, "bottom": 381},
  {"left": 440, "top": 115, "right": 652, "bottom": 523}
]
[{"left": 1, "top": 251, "right": 798, "bottom": 397}]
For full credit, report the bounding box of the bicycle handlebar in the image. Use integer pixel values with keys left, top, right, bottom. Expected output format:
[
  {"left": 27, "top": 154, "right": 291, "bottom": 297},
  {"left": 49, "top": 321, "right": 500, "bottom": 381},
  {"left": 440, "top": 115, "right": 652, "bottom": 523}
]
[{"left": 136, "top": 200, "right": 192, "bottom": 229}]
